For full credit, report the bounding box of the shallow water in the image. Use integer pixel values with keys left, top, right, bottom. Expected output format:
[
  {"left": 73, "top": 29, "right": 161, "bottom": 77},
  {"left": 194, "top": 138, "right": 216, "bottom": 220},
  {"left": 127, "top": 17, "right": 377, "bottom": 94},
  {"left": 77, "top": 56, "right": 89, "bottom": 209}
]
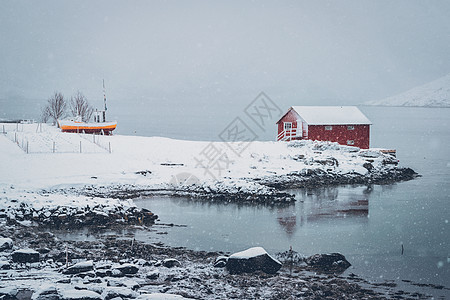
[{"left": 133, "top": 107, "right": 450, "bottom": 297}]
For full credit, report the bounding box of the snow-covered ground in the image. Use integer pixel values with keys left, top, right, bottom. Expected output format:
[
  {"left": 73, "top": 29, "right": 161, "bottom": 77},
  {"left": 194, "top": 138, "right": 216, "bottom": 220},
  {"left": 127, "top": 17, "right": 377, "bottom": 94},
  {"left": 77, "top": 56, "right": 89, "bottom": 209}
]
[
  {"left": 365, "top": 73, "right": 450, "bottom": 107},
  {"left": 1, "top": 122, "right": 411, "bottom": 216},
  {"left": 0, "top": 121, "right": 417, "bottom": 236},
  {"left": 0, "top": 123, "right": 425, "bottom": 299},
  {"left": 0, "top": 122, "right": 408, "bottom": 213},
  {"left": 1, "top": 123, "right": 401, "bottom": 190}
]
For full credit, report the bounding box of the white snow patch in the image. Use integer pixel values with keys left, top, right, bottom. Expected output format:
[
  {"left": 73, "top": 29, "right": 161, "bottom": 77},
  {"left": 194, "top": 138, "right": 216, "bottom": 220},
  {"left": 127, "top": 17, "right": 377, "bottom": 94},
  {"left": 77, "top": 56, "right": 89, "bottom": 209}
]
[
  {"left": 230, "top": 247, "right": 268, "bottom": 259},
  {"left": 60, "top": 289, "right": 102, "bottom": 300}
]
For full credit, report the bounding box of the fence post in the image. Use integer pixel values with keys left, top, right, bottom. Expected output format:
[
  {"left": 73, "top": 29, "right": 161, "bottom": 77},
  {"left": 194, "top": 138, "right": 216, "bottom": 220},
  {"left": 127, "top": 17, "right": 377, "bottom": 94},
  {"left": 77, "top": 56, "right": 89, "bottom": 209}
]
[
  {"left": 109, "top": 142, "right": 111, "bottom": 153},
  {"left": 80, "top": 141, "right": 82, "bottom": 153},
  {"left": 2, "top": 125, "right": 5, "bottom": 134},
  {"left": 14, "top": 132, "right": 17, "bottom": 143},
  {"left": 53, "top": 141, "right": 55, "bottom": 153},
  {"left": 26, "top": 141, "right": 29, "bottom": 154}
]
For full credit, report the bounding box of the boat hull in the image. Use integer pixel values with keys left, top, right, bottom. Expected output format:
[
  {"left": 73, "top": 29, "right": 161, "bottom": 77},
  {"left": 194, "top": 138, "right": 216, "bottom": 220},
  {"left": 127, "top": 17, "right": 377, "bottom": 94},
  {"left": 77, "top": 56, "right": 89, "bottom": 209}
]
[{"left": 58, "top": 120, "right": 117, "bottom": 135}]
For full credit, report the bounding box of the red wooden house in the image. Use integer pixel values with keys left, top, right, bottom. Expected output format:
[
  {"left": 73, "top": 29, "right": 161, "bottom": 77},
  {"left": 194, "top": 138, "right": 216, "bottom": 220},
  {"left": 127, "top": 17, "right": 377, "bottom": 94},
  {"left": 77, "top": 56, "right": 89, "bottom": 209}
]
[{"left": 276, "top": 106, "right": 371, "bottom": 149}]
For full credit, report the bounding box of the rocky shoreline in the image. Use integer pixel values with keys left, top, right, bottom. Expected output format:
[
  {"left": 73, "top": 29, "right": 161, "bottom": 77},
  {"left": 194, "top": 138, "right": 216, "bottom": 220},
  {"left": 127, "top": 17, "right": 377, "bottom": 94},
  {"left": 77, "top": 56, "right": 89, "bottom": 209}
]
[
  {"left": 0, "top": 213, "right": 439, "bottom": 300},
  {"left": 69, "top": 170, "right": 419, "bottom": 205}
]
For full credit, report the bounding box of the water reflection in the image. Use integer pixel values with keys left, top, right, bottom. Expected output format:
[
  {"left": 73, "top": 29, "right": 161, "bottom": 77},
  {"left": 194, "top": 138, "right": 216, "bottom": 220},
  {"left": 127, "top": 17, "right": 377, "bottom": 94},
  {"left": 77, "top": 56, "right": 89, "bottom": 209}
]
[
  {"left": 286, "top": 186, "right": 373, "bottom": 225},
  {"left": 277, "top": 185, "right": 371, "bottom": 234}
]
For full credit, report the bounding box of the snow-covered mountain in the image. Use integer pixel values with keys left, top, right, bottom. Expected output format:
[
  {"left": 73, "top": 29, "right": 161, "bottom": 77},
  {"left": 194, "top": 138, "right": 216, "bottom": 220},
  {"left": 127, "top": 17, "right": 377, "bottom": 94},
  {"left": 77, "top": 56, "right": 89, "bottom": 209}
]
[{"left": 365, "top": 74, "right": 450, "bottom": 107}]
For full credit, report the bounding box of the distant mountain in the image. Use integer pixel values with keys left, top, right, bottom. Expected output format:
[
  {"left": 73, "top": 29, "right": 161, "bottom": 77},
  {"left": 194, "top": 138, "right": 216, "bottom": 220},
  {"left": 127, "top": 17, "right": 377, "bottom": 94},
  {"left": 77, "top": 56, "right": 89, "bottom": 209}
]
[{"left": 365, "top": 74, "right": 450, "bottom": 107}]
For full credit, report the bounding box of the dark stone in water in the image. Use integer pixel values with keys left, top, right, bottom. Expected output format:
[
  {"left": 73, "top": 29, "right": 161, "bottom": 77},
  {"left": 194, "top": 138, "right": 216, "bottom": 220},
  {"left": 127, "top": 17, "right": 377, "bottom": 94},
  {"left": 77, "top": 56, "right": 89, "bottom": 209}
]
[
  {"left": 226, "top": 247, "right": 282, "bottom": 274},
  {"left": 12, "top": 249, "right": 39, "bottom": 263},
  {"left": 306, "top": 253, "right": 351, "bottom": 274}
]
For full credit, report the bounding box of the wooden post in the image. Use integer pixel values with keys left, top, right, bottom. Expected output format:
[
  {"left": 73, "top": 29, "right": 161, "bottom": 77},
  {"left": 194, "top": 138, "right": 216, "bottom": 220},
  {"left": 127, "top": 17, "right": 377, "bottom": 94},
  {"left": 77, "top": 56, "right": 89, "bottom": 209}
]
[
  {"left": 26, "top": 141, "right": 29, "bottom": 154},
  {"left": 2, "top": 125, "right": 5, "bottom": 134},
  {"left": 53, "top": 141, "right": 55, "bottom": 153},
  {"left": 109, "top": 142, "right": 111, "bottom": 153},
  {"left": 14, "top": 132, "right": 17, "bottom": 143},
  {"left": 80, "top": 141, "right": 82, "bottom": 153}
]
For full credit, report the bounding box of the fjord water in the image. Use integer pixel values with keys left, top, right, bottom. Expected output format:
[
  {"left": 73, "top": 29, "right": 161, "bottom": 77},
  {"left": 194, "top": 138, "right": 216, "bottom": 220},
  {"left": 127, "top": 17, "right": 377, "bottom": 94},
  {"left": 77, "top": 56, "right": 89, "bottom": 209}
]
[{"left": 134, "top": 107, "right": 449, "bottom": 295}]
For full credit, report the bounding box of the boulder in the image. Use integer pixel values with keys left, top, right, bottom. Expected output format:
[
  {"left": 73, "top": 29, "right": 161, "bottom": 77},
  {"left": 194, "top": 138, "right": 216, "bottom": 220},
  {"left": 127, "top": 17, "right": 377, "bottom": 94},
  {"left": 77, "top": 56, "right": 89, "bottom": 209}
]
[
  {"left": 102, "top": 287, "right": 138, "bottom": 300},
  {"left": 60, "top": 289, "right": 102, "bottom": 300},
  {"left": 305, "top": 253, "right": 351, "bottom": 273},
  {"left": 137, "top": 294, "right": 193, "bottom": 300},
  {"left": 146, "top": 269, "right": 159, "bottom": 280},
  {"left": 213, "top": 256, "right": 228, "bottom": 268},
  {"left": 163, "top": 258, "right": 181, "bottom": 268},
  {"left": 32, "top": 285, "right": 61, "bottom": 300},
  {"left": 0, "top": 238, "right": 13, "bottom": 251},
  {"left": 0, "top": 260, "right": 10, "bottom": 270},
  {"left": 63, "top": 261, "right": 94, "bottom": 275},
  {"left": 12, "top": 249, "right": 39, "bottom": 263},
  {"left": 113, "top": 263, "right": 139, "bottom": 275},
  {"left": 226, "top": 247, "right": 282, "bottom": 274},
  {"left": 0, "top": 287, "right": 18, "bottom": 300}
]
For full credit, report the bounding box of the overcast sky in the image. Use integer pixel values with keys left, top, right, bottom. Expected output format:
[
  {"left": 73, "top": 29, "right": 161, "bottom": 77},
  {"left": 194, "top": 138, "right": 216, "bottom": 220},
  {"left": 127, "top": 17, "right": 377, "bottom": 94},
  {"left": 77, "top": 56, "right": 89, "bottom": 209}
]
[{"left": 1, "top": 0, "right": 450, "bottom": 131}]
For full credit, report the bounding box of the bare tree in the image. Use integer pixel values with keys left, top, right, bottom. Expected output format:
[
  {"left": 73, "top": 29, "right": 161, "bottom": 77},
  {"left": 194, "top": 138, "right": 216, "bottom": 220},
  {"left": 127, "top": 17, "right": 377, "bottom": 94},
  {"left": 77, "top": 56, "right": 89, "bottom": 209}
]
[
  {"left": 40, "top": 106, "right": 51, "bottom": 123},
  {"left": 44, "top": 92, "right": 67, "bottom": 126},
  {"left": 70, "top": 91, "right": 94, "bottom": 122}
]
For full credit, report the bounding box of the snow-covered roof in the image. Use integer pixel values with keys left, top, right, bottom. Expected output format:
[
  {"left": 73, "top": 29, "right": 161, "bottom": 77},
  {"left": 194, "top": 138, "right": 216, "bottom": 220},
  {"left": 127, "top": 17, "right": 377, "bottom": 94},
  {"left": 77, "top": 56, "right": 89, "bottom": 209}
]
[{"left": 288, "top": 106, "right": 371, "bottom": 125}]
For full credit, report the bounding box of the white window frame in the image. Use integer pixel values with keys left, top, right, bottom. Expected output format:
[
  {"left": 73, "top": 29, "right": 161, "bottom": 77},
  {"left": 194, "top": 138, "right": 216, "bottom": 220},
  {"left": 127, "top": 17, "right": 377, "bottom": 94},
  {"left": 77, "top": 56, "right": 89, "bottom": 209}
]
[
  {"left": 325, "top": 126, "right": 333, "bottom": 131},
  {"left": 347, "top": 140, "right": 355, "bottom": 145},
  {"left": 347, "top": 125, "right": 355, "bottom": 130},
  {"left": 284, "top": 122, "right": 292, "bottom": 131}
]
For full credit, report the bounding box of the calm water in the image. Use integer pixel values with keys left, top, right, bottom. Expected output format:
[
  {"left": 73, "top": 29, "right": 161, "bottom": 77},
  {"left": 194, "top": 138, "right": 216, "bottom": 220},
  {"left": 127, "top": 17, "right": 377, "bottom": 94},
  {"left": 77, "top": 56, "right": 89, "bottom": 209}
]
[{"left": 133, "top": 107, "right": 450, "bottom": 296}]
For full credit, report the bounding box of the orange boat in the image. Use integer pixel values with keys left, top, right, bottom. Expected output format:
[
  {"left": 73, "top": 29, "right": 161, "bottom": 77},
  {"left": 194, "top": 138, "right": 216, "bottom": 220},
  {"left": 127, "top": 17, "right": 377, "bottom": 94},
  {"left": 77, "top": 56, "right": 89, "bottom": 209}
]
[
  {"left": 58, "top": 80, "right": 117, "bottom": 135},
  {"left": 58, "top": 117, "right": 117, "bottom": 135}
]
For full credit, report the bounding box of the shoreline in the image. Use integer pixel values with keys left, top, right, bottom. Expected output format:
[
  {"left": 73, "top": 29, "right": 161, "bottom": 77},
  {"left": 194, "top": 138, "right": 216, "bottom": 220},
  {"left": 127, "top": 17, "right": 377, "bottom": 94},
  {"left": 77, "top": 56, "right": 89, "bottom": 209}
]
[
  {"left": 1, "top": 124, "right": 440, "bottom": 298},
  {"left": 1, "top": 217, "right": 440, "bottom": 300}
]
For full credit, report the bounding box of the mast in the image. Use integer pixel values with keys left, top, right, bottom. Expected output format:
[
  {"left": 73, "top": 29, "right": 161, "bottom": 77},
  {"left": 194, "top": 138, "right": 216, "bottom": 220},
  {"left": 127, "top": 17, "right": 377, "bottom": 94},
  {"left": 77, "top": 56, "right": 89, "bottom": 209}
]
[{"left": 102, "top": 79, "right": 107, "bottom": 122}]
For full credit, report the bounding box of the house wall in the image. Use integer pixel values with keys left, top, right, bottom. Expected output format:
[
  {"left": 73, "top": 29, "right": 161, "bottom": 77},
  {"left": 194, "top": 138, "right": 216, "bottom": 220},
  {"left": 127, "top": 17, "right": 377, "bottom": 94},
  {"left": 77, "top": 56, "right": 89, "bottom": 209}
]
[
  {"left": 277, "top": 109, "right": 298, "bottom": 133},
  {"left": 308, "top": 124, "right": 370, "bottom": 149}
]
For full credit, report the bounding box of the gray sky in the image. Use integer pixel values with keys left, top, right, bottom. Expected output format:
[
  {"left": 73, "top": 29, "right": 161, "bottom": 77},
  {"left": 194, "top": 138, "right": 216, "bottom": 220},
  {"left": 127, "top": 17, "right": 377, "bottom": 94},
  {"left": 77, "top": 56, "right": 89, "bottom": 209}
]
[{"left": 1, "top": 0, "right": 450, "bottom": 130}]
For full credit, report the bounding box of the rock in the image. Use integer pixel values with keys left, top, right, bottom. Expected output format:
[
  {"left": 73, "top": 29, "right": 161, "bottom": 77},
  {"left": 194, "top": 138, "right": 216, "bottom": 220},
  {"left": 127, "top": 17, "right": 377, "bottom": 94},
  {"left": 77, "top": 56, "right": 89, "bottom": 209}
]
[
  {"left": 95, "top": 269, "right": 112, "bottom": 278},
  {"left": 226, "top": 247, "right": 282, "bottom": 274},
  {"left": 32, "top": 285, "right": 61, "bottom": 300},
  {"left": 63, "top": 261, "right": 94, "bottom": 275},
  {"left": 102, "top": 287, "right": 138, "bottom": 300},
  {"left": 106, "top": 279, "right": 126, "bottom": 287},
  {"left": 137, "top": 294, "right": 193, "bottom": 300},
  {"left": 0, "top": 260, "right": 10, "bottom": 270},
  {"left": 163, "top": 258, "right": 181, "bottom": 268},
  {"left": 0, "top": 287, "right": 18, "bottom": 300},
  {"left": 146, "top": 269, "right": 159, "bottom": 280},
  {"left": 213, "top": 256, "right": 228, "bottom": 268},
  {"left": 113, "top": 263, "right": 139, "bottom": 275},
  {"left": 0, "top": 238, "right": 13, "bottom": 251},
  {"left": 363, "top": 162, "right": 373, "bottom": 171},
  {"left": 12, "top": 249, "right": 39, "bottom": 263},
  {"left": 305, "top": 253, "right": 351, "bottom": 273},
  {"left": 60, "top": 289, "right": 102, "bottom": 300}
]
